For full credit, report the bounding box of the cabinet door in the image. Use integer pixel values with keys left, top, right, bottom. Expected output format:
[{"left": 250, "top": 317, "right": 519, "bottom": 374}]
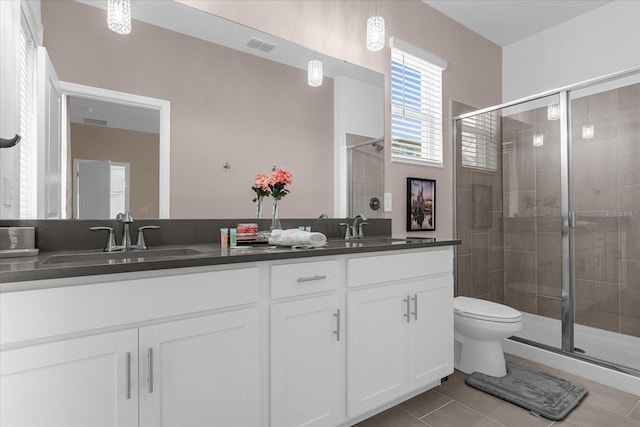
[
  {"left": 138, "top": 309, "right": 259, "bottom": 427},
  {"left": 347, "top": 283, "right": 407, "bottom": 418},
  {"left": 271, "top": 294, "right": 344, "bottom": 427},
  {"left": 407, "top": 275, "right": 454, "bottom": 391},
  {"left": 0, "top": 330, "right": 138, "bottom": 427}
]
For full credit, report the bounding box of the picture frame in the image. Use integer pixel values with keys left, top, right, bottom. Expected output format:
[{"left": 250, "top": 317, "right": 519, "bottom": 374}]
[{"left": 407, "top": 177, "right": 436, "bottom": 231}]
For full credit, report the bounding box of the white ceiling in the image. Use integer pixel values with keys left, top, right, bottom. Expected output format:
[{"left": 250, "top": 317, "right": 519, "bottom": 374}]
[{"left": 423, "top": 0, "right": 614, "bottom": 47}]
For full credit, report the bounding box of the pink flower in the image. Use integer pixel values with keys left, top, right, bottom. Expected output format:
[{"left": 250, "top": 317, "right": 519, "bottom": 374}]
[
  {"left": 252, "top": 173, "right": 271, "bottom": 203},
  {"left": 252, "top": 173, "right": 271, "bottom": 192},
  {"left": 270, "top": 168, "right": 293, "bottom": 186},
  {"left": 269, "top": 168, "right": 293, "bottom": 200}
]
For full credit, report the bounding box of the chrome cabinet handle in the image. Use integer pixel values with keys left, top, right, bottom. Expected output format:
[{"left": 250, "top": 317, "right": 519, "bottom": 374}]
[
  {"left": 296, "top": 275, "right": 327, "bottom": 283},
  {"left": 147, "top": 347, "right": 154, "bottom": 394},
  {"left": 333, "top": 308, "right": 341, "bottom": 341},
  {"left": 403, "top": 296, "right": 411, "bottom": 322},
  {"left": 125, "top": 352, "right": 131, "bottom": 400},
  {"left": 411, "top": 294, "right": 418, "bottom": 321}
]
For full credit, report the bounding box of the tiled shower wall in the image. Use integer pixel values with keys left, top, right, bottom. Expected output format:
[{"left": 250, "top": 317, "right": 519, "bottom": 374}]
[
  {"left": 455, "top": 83, "right": 640, "bottom": 339},
  {"left": 455, "top": 113, "right": 505, "bottom": 303}
]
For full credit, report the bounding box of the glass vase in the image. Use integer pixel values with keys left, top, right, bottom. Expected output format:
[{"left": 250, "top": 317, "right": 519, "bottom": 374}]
[
  {"left": 270, "top": 198, "right": 282, "bottom": 231},
  {"left": 256, "top": 199, "right": 263, "bottom": 219}
]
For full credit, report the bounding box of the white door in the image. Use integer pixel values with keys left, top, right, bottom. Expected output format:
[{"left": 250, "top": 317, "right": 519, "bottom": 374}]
[
  {"left": 36, "top": 46, "right": 62, "bottom": 218},
  {"left": 74, "top": 159, "right": 130, "bottom": 219},
  {"left": 347, "top": 284, "right": 407, "bottom": 418},
  {"left": 407, "top": 275, "right": 454, "bottom": 391},
  {"left": 271, "top": 294, "right": 344, "bottom": 427},
  {"left": 138, "top": 309, "right": 260, "bottom": 427},
  {"left": 0, "top": 330, "right": 138, "bottom": 427}
]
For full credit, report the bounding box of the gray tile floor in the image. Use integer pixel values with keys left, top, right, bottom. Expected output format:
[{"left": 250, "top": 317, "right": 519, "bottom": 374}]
[{"left": 356, "top": 354, "right": 640, "bottom": 427}]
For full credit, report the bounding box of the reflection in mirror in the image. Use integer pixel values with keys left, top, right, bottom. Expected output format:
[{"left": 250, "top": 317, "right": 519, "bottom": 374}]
[
  {"left": 68, "top": 96, "right": 160, "bottom": 219},
  {"left": 27, "top": 0, "right": 384, "bottom": 219}
]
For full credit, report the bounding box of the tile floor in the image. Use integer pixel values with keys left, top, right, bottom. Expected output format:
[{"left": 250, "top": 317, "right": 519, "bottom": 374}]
[{"left": 356, "top": 354, "right": 640, "bottom": 427}]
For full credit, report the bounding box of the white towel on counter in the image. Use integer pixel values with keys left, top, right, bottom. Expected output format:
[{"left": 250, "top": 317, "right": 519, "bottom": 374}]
[{"left": 268, "top": 229, "right": 327, "bottom": 248}]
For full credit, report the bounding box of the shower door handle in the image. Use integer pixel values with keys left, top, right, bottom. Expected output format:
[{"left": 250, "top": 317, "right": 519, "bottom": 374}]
[{"left": 569, "top": 211, "right": 577, "bottom": 228}]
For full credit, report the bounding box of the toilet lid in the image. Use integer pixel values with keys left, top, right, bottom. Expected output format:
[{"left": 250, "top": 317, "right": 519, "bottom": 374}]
[{"left": 454, "top": 296, "right": 522, "bottom": 322}]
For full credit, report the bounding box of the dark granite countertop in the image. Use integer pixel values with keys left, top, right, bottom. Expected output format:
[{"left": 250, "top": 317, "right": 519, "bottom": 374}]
[{"left": 0, "top": 237, "right": 460, "bottom": 288}]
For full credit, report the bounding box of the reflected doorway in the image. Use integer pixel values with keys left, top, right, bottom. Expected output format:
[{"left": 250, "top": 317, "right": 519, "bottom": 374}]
[{"left": 347, "top": 134, "right": 384, "bottom": 218}]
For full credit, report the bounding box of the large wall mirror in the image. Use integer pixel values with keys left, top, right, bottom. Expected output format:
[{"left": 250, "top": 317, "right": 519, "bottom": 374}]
[{"left": 30, "top": 0, "right": 384, "bottom": 220}]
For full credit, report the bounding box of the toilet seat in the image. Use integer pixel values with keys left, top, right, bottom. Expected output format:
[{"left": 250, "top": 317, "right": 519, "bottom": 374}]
[{"left": 454, "top": 296, "right": 522, "bottom": 323}]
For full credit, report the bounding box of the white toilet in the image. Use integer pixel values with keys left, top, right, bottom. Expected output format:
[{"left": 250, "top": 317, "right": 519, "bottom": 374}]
[{"left": 453, "top": 296, "right": 523, "bottom": 377}]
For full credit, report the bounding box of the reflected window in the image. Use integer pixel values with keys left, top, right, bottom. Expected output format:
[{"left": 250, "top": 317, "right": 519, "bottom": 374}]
[{"left": 461, "top": 112, "right": 498, "bottom": 172}]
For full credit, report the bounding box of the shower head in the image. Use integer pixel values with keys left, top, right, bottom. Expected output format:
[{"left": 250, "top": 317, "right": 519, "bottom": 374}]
[{"left": 373, "top": 141, "right": 384, "bottom": 151}]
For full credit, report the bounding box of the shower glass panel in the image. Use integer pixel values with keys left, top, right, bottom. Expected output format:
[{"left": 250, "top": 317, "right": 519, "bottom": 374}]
[
  {"left": 570, "top": 78, "right": 640, "bottom": 371},
  {"left": 454, "top": 69, "right": 640, "bottom": 376},
  {"left": 347, "top": 134, "right": 384, "bottom": 218},
  {"left": 455, "top": 94, "right": 564, "bottom": 347}
]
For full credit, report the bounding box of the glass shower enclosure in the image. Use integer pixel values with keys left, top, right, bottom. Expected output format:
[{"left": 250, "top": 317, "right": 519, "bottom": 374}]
[{"left": 453, "top": 68, "right": 640, "bottom": 376}]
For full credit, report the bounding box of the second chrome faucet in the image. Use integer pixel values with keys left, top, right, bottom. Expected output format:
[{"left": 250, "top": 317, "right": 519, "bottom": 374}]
[
  {"left": 91, "top": 212, "right": 159, "bottom": 252},
  {"left": 339, "top": 213, "right": 369, "bottom": 240}
]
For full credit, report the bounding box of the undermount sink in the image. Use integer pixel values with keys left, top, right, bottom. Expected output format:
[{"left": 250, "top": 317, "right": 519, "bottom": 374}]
[{"left": 41, "top": 247, "right": 206, "bottom": 265}]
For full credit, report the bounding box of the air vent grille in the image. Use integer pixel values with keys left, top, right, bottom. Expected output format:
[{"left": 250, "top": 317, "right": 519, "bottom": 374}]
[
  {"left": 246, "top": 37, "right": 275, "bottom": 53},
  {"left": 83, "top": 118, "right": 108, "bottom": 126}
]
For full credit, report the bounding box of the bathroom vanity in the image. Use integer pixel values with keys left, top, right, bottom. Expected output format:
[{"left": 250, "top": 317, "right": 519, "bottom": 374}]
[{"left": 0, "top": 237, "right": 458, "bottom": 427}]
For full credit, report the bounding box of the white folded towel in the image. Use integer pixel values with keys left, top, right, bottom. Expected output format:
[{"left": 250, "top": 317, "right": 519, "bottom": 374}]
[{"left": 268, "top": 229, "right": 327, "bottom": 248}]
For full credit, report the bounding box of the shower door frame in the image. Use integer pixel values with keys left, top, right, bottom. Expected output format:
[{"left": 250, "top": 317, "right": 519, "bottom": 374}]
[{"left": 452, "top": 66, "right": 640, "bottom": 374}]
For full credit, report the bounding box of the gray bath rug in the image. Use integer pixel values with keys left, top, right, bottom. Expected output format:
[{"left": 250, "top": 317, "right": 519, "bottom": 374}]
[{"left": 465, "top": 362, "right": 588, "bottom": 420}]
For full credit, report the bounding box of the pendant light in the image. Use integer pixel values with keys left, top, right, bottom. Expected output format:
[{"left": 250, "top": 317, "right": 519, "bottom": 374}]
[
  {"left": 547, "top": 103, "right": 560, "bottom": 121},
  {"left": 366, "top": 1, "right": 385, "bottom": 52},
  {"left": 532, "top": 132, "right": 544, "bottom": 147},
  {"left": 308, "top": 55, "right": 323, "bottom": 87},
  {"left": 108, "top": 0, "right": 131, "bottom": 35}
]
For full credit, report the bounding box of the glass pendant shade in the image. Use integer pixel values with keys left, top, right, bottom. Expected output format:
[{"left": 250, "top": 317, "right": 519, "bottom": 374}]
[
  {"left": 582, "top": 123, "right": 594, "bottom": 139},
  {"left": 108, "top": 0, "right": 131, "bottom": 35},
  {"left": 366, "top": 16, "right": 385, "bottom": 52},
  {"left": 547, "top": 103, "right": 560, "bottom": 120},
  {"left": 533, "top": 133, "right": 544, "bottom": 147},
  {"left": 307, "top": 59, "right": 323, "bottom": 87}
]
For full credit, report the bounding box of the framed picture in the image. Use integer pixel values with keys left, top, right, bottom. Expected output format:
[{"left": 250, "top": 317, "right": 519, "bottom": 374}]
[{"left": 407, "top": 177, "right": 436, "bottom": 231}]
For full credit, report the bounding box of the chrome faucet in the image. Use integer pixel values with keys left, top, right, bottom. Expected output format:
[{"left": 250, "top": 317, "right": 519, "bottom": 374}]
[
  {"left": 352, "top": 213, "right": 368, "bottom": 239},
  {"left": 339, "top": 214, "right": 369, "bottom": 240},
  {"left": 91, "top": 212, "right": 159, "bottom": 252},
  {"left": 116, "top": 212, "right": 134, "bottom": 250}
]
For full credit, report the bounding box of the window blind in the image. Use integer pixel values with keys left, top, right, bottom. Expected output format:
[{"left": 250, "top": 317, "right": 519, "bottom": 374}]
[
  {"left": 460, "top": 111, "right": 498, "bottom": 172},
  {"left": 19, "top": 14, "right": 37, "bottom": 218},
  {"left": 391, "top": 47, "right": 443, "bottom": 166}
]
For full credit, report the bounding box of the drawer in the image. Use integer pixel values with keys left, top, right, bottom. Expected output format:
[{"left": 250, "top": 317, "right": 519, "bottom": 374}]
[
  {"left": 347, "top": 248, "right": 452, "bottom": 288},
  {"left": 1, "top": 267, "right": 259, "bottom": 345},
  {"left": 271, "top": 259, "right": 340, "bottom": 299}
]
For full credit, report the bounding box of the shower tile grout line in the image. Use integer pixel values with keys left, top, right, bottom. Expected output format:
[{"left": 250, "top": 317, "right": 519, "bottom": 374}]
[{"left": 624, "top": 398, "right": 640, "bottom": 418}]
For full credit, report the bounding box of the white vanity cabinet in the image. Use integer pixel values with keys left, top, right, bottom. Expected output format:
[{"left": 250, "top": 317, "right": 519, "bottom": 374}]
[
  {"left": 346, "top": 249, "right": 454, "bottom": 418},
  {"left": 269, "top": 259, "right": 345, "bottom": 427},
  {"left": 0, "top": 267, "right": 261, "bottom": 427},
  {"left": 0, "top": 245, "right": 456, "bottom": 427},
  {"left": 0, "top": 329, "right": 139, "bottom": 427},
  {"left": 138, "top": 309, "right": 259, "bottom": 427}
]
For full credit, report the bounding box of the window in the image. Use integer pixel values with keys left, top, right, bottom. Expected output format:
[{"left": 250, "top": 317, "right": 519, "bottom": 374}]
[
  {"left": 391, "top": 40, "right": 446, "bottom": 166},
  {"left": 460, "top": 111, "right": 498, "bottom": 171}
]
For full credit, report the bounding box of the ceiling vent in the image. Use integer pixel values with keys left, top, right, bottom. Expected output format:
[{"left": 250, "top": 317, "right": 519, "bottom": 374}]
[
  {"left": 83, "top": 118, "right": 108, "bottom": 126},
  {"left": 246, "top": 37, "right": 275, "bottom": 53}
]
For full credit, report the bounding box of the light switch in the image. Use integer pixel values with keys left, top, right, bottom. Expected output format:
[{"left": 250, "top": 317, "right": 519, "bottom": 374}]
[{"left": 384, "top": 192, "right": 392, "bottom": 212}]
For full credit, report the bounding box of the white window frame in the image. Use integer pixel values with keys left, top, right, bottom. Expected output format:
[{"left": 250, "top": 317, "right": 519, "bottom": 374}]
[{"left": 390, "top": 38, "right": 447, "bottom": 167}]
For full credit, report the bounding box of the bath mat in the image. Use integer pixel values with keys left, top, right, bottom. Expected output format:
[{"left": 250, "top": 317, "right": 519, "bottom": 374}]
[{"left": 465, "top": 362, "right": 588, "bottom": 420}]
